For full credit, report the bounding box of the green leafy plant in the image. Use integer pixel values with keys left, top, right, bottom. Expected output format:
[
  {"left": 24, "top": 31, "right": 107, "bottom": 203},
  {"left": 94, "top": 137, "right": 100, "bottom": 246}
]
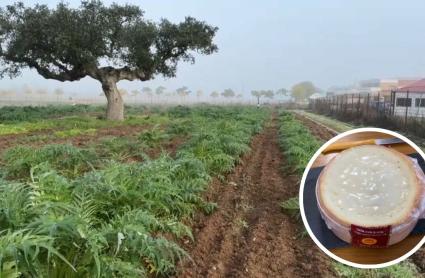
[
  {"left": 281, "top": 197, "right": 301, "bottom": 220},
  {"left": 138, "top": 125, "right": 169, "bottom": 147},
  {"left": 2, "top": 144, "right": 97, "bottom": 179},
  {"left": 278, "top": 111, "right": 321, "bottom": 174},
  {"left": 0, "top": 106, "right": 270, "bottom": 277}
]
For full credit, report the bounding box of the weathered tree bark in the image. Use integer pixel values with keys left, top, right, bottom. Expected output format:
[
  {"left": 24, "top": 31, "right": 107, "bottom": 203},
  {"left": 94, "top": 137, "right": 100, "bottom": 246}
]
[{"left": 102, "top": 78, "right": 124, "bottom": 121}]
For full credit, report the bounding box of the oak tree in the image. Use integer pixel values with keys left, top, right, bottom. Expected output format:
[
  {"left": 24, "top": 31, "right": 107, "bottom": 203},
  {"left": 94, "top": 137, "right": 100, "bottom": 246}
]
[
  {"left": 0, "top": 1, "right": 218, "bottom": 120},
  {"left": 291, "top": 81, "right": 316, "bottom": 102}
]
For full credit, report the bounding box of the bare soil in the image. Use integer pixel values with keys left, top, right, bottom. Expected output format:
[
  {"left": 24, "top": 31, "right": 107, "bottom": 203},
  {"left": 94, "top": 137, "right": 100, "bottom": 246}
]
[
  {"left": 294, "top": 114, "right": 337, "bottom": 141},
  {"left": 176, "top": 117, "right": 335, "bottom": 278}
]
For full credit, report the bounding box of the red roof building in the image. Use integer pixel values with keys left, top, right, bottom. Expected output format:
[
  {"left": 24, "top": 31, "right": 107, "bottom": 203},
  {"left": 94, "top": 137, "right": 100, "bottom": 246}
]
[{"left": 396, "top": 79, "right": 425, "bottom": 92}]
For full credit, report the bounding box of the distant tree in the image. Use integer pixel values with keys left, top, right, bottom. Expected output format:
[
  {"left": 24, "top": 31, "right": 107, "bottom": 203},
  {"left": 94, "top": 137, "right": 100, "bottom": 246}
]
[
  {"left": 23, "top": 85, "right": 32, "bottom": 101},
  {"left": 142, "top": 86, "right": 152, "bottom": 95},
  {"left": 195, "top": 89, "right": 203, "bottom": 102},
  {"left": 36, "top": 88, "right": 48, "bottom": 101},
  {"left": 275, "top": 88, "right": 288, "bottom": 96},
  {"left": 131, "top": 89, "right": 140, "bottom": 103},
  {"left": 236, "top": 93, "right": 243, "bottom": 104},
  {"left": 142, "top": 87, "right": 153, "bottom": 104},
  {"left": 54, "top": 88, "right": 64, "bottom": 102},
  {"left": 263, "top": 90, "right": 274, "bottom": 99},
  {"left": 210, "top": 91, "right": 219, "bottom": 102},
  {"left": 155, "top": 86, "right": 166, "bottom": 96},
  {"left": 221, "top": 88, "right": 235, "bottom": 98},
  {"left": 0, "top": 1, "right": 218, "bottom": 120},
  {"left": 251, "top": 90, "right": 262, "bottom": 105},
  {"left": 291, "top": 81, "right": 316, "bottom": 102},
  {"left": 176, "top": 86, "right": 191, "bottom": 98}
]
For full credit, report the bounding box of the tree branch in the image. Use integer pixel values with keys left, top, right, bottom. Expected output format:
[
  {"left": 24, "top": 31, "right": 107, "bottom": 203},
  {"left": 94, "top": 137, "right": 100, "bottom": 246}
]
[
  {"left": 98, "top": 66, "right": 151, "bottom": 82},
  {"left": 22, "top": 58, "right": 87, "bottom": 82}
]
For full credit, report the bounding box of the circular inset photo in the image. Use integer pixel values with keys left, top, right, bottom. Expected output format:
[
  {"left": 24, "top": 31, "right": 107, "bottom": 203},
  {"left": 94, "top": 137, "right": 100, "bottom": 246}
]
[{"left": 300, "top": 127, "right": 425, "bottom": 268}]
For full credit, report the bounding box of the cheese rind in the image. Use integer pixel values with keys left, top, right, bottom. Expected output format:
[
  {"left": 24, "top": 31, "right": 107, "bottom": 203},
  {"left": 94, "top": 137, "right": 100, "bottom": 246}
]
[{"left": 318, "top": 145, "right": 420, "bottom": 227}]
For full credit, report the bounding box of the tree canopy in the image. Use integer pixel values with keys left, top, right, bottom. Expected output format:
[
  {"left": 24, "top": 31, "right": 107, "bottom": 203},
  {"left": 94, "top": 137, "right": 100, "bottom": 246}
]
[
  {"left": 251, "top": 90, "right": 274, "bottom": 99},
  {"left": 176, "top": 86, "right": 190, "bottom": 97},
  {"left": 221, "top": 88, "right": 235, "bottom": 98},
  {"left": 0, "top": 1, "right": 218, "bottom": 119},
  {"left": 291, "top": 81, "right": 317, "bottom": 101}
]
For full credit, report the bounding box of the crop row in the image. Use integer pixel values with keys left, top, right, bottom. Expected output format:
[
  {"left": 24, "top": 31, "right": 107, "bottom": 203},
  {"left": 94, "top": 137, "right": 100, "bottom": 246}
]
[
  {"left": 0, "top": 104, "right": 156, "bottom": 123},
  {"left": 277, "top": 110, "right": 420, "bottom": 278},
  {"left": 0, "top": 106, "right": 268, "bottom": 277}
]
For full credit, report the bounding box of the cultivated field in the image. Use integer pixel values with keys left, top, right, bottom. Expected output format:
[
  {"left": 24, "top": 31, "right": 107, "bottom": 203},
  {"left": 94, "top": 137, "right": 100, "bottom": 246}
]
[{"left": 0, "top": 105, "right": 423, "bottom": 277}]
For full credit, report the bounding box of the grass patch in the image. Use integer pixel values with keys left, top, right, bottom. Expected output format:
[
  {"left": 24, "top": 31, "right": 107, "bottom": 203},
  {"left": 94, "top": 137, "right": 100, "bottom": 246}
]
[
  {"left": 295, "top": 110, "right": 355, "bottom": 132},
  {"left": 333, "top": 262, "right": 420, "bottom": 278},
  {"left": 54, "top": 128, "right": 97, "bottom": 138},
  {"left": 278, "top": 111, "right": 322, "bottom": 174}
]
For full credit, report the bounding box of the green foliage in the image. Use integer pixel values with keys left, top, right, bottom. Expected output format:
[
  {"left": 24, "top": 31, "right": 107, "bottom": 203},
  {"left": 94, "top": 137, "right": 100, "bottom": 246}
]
[
  {"left": 138, "top": 125, "right": 169, "bottom": 147},
  {"left": 281, "top": 197, "right": 300, "bottom": 220},
  {"left": 0, "top": 1, "right": 218, "bottom": 88},
  {"left": 278, "top": 112, "right": 319, "bottom": 232},
  {"left": 278, "top": 111, "right": 321, "bottom": 174},
  {"left": 0, "top": 105, "right": 102, "bottom": 123},
  {"left": 178, "top": 108, "right": 266, "bottom": 176},
  {"left": 0, "top": 116, "right": 118, "bottom": 136},
  {"left": 333, "top": 262, "right": 420, "bottom": 278},
  {"left": 296, "top": 111, "right": 354, "bottom": 133},
  {"left": 0, "top": 181, "right": 34, "bottom": 230},
  {"left": 221, "top": 88, "right": 235, "bottom": 98},
  {"left": 166, "top": 119, "right": 193, "bottom": 136},
  {"left": 291, "top": 81, "right": 318, "bottom": 101},
  {"left": 2, "top": 144, "right": 97, "bottom": 179},
  {"left": 96, "top": 137, "right": 144, "bottom": 161},
  {"left": 168, "top": 106, "right": 192, "bottom": 118},
  {"left": 250, "top": 90, "right": 274, "bottom": 100},
  {"left": 0, "top": 105, "right": 268, "bottom": 277},
  {"left": 0, "top": 229, "right": 75, "bottom": 277},
  {"left": 0, "top": 121, "right": 54, "bottom": 136},
  {"left": 54, "top": 128, "right": 97, "bottom": 138}
]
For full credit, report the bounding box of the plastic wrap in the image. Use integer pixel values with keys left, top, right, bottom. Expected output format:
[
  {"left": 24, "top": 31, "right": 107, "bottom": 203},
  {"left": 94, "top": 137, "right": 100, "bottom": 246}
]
[{"left": 316, "top": 153, "right": 425, "bottom": 247}]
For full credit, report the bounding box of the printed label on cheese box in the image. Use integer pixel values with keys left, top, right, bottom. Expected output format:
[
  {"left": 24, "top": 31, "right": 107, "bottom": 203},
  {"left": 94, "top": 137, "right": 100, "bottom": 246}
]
[{"left": 350, "top": 225, "right": 391, "bottom": 248}]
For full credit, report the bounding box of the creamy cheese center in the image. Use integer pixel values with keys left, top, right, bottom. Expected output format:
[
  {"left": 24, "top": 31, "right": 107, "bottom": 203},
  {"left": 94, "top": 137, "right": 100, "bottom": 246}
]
[{"left": 321, "top": 146, "right": 417, "bottom": 227}]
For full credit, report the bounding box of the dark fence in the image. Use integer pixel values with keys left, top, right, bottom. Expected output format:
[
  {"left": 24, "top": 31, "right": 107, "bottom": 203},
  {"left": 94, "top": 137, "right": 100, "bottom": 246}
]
[{"left": 309, "top": 91, "right": 425, "bottom": 138}]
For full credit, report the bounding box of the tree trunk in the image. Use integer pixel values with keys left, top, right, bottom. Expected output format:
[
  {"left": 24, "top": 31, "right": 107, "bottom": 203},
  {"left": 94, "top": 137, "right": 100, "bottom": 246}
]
[{"left": 102, "top": 79, "right": 124, "bottom": 121}]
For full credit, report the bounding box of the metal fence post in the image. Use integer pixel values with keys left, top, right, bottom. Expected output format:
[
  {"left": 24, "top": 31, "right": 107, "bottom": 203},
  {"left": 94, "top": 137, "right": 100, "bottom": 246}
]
[
  {"left": 405, "top": 90, "right": 409, "bottom": 129},
  {"left": 357, "top": 93, "right": 361, "bottom": 118},
  {"left": 366, "top": 93, "right": 370, "bottom": 121}
]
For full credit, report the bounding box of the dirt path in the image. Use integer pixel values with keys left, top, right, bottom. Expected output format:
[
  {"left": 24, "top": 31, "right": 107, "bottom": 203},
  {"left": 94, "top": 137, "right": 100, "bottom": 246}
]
[
  {"left": 294, "top": 114, "right": 337, "bottom": 141},
  {"left": 177, "top": 116, "right": 335, "bottom": 278}
]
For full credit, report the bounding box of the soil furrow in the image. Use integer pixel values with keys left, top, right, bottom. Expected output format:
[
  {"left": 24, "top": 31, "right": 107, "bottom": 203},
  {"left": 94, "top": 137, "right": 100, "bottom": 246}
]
[
  {"left": 294, "top": 114, "right": 337, "bottom": 141},
  {"left": 177, "top": 116, "right": 335, "bottom": 277}
]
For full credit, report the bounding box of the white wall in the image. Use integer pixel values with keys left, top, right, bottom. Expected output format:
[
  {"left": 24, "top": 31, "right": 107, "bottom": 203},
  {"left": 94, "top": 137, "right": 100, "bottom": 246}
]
[{"left": 393, "top": 92, "right": 425, "bottom": 117}]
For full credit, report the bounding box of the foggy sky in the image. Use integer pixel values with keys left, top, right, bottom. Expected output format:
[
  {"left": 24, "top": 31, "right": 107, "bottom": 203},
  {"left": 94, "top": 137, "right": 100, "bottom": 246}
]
[{"left": 1, "top": 0, "right": 425, "bottom": 97}]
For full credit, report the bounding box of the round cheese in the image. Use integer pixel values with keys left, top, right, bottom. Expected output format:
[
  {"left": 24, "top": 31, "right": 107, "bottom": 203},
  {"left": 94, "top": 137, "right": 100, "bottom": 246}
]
[{"left": 318, "top": 145, "right": 421, "bottom": 228}]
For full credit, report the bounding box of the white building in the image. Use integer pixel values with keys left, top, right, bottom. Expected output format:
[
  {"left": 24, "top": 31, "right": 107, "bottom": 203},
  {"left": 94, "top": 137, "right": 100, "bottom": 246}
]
[{"left": 392, "top": 79, "right": 425, "bottom": 117}]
